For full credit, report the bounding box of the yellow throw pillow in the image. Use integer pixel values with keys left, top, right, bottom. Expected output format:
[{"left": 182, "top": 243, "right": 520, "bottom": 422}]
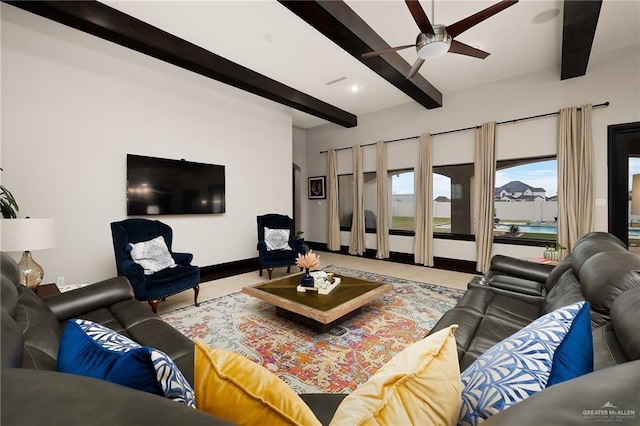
[
  {"left": 194, "top": 339, "right": 321, "bottom": 426},
  {"left": 329, "top": 325, "right": 461, "bottom": 426}
]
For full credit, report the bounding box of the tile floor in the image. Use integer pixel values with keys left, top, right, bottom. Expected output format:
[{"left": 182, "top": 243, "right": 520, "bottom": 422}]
[{"left": 156, "top": 251, "right": 478, "bottom": 314}]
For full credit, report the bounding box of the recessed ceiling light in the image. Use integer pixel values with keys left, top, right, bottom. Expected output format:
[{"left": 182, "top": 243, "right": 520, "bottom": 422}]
[{"left": 348, "top": 85, "right": 361, "bottom": 93}]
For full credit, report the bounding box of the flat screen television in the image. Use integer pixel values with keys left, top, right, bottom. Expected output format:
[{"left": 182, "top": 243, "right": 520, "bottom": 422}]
[{"left": 127, "top": 154, "right": 225, "bottom": 215}]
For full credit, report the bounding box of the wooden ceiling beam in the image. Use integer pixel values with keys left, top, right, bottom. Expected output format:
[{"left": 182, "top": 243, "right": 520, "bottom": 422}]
[
  {"left": 278, "top": 0, "right": 443, "bottom": 110},
  {"left": 4, "top": 0, "right": 358, "bottom": 128},
  {"left": 561, "top": 0, "right": 603, "bottom": 80}
]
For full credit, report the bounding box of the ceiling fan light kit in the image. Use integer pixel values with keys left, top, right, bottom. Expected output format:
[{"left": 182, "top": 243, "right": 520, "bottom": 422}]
[
  {"left": 416, "top": 25, "right": 451, "bottom": 59},
  {"left": 362, "top": 0, "right": 518, "bottom": 78}
]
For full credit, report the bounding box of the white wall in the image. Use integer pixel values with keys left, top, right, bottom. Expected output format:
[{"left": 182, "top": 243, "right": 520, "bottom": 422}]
[
  {"left": 1, "top": 4, "right": 293, "bottom": 285},
  {"left": 292, "top": 126, "right": 307, "bottom": 234},
  {"left": 306, "top": 45, "right": 640, "bottom": 263}
]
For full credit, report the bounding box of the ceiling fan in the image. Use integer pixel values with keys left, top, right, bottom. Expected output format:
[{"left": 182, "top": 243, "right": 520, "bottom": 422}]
[{"left": 362, "top": 0, "right": 519, "bottom": 79}]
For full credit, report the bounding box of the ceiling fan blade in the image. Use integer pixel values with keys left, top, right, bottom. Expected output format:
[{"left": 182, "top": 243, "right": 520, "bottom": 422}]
[
  {"left": 407, "top": 58, "right": 425, "bottom": 79},
  {"left": 448, "top": 40, "right": 490, "bottom": 59},
  {"left": 405, "top": 0, "right": 434, "bottom": 34},
  {"left": 446, "top": 0, "right": 518, "bottom": 38},
  {"left": 361, "top": 44, "right": 415, "bottom": 58}
]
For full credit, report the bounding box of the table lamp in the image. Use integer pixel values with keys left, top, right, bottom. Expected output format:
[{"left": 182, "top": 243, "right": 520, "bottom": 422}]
[{"left": 1, "top": 218, "right": 55, "bottom": 288}]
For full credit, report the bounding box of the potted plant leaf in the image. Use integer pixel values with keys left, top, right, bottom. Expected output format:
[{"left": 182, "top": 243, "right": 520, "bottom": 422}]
[
  {"left": 1, "top": 184, "right": 19, "bottom": 218},
  {"left": 295, "top": 230, "right": 310, "bottom": 254},
  {"left": 543, "top": 242, "right": 566, "bottom": 262}
]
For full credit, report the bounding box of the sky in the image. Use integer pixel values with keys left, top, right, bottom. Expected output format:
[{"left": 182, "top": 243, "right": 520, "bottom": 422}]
[
  {"left": 393, "top": 159, "right": 558, "bottom": 198},
  {"left": 392, "top": 157, "right": 640, "bottom": 198}
]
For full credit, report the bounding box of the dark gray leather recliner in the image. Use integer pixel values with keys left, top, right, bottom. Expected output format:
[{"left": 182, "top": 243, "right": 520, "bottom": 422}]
[{"left": 429, "top": 232, "right": 640, "bottom": 425}]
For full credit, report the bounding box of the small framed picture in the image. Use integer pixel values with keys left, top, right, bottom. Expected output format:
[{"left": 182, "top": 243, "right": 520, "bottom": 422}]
[{"left": 308, "top": 176, "right": 326, "bottom": 199}]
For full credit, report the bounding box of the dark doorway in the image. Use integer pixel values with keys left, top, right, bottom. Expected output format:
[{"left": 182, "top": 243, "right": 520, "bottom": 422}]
[
  {"left": 607, "top": 122, "right": 640, "bottom": 247},
  {"left": 292, "top": 163, "right": 302, "bottom": 232}
]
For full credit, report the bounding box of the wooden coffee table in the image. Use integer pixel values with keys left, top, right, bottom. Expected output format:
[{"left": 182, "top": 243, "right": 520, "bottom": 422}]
[{"left": 242, "top": 273, "right": 393, "bottom": 332}]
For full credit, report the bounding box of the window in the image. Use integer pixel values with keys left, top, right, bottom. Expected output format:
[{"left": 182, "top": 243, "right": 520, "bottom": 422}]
[
  {"left": 432, "top": 163, "right": 474, "bottom": 235},
  {"left": 432, "top": 173, "right": 451, "bottom": 233},
  {"left": 494, "top": 158, "right": 557, "bottom": 241},
  {"left": 335, "top": 156, "right": 556, "bottom": 245},
  {"left": 390, "top": 169, "right": 414, "bottom": 231},
  {"left": 338, "top": 172, "right": 377, "bottom": 231},
  {"left": 629, "top": 157, "right": 640, "bottom": 249},
  {"left": 432, "top": 156, "right": 557, "bottom": 242},
  {"left": 338, "top": 174, "right": 353, "bottom": 229}
]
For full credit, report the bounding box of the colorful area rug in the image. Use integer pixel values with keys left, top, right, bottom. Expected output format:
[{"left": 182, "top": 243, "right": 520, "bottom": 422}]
[{"left": 160, "top": 265, "right": 464, "bottom": 394}]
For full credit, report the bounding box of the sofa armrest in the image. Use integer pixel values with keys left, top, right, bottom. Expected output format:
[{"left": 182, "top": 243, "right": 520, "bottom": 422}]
[
  {"left": 289, "top": 238, "right": 305, "bottom": 253},
  {"left": 44, "top": 277, "right": 134, "bottom": 322},
  {"left": 1, "top": 368, "right": 232, "bottom": 425},
  {"left": 121, "top": 259, "right": 144, "bottom": 276},
  {"left": 172, "top": 252, "right": 194, "bottom": 266},
  {"left": 467, "top": 280, "right": 546, "bottom": 306},
  {"left": 483, "top": 360, "right": 640, "bottom": 425},
  {"left": 488, "top": 275, "right": 546, "bottom": 297},
  {"left": 488, "top": 255, "right": 555, "bottom": 283}
]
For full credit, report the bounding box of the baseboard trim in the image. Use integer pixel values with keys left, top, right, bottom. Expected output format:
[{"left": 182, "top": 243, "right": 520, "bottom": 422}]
[
  {"left": 199, "top": 242, "right": 479, "bottom": 283},
  {"left": 199, "top": 257, "right": 260, "bottom": 282},
  {"left": 306, "top": 241, "right": 479, "bottom": 275}
]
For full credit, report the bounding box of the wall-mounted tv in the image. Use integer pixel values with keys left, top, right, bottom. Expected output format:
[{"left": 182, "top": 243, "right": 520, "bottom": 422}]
[{"left": 127, "top": 154, "right": 225, "bottom": 215}]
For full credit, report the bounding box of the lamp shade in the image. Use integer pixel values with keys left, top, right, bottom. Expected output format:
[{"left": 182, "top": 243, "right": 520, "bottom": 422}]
[
  {"left": 632, "top": 175, "right": 640, "bottom": 215},
  {"left": 1, "top": 218, "right": 56, "bottom": 252}
]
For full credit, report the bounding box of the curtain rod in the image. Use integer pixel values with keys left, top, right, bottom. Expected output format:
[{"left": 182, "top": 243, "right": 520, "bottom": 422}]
[{"left": 320, "top": 101, "right": 609, "bottom": 154}]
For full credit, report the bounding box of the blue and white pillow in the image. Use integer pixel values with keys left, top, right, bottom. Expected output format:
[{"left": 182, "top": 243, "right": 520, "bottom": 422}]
[
  {"left": 58, "top": 319, "right": 195, "bottom": 407},
  {"left": 264, "top": 227, "right": 292, "bottom": 251},
  {"left": 128, "top": 236, "right": 177, "bottom": 275},
  {"left": 458, "top": 301, "right": 592, "bottom": 426}
]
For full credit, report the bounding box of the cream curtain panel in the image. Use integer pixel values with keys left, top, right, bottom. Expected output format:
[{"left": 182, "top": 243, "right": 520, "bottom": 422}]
[
  {"left": 474, "top": 122, "right": 497, "bottom": 273},
  {"left": 376, "top": 141, "right": 390, "bottom": 259},
  {"left": 327, "top": 149, "right": 341, "bottom": 251},
  {"left": 414, "top": 133, "right": 434, "bottom": 266},
  {"left": 557, "top": 104, "right": 594, "bottom": 255},
  {"left": 349, "top": 145, "right": 365, "bottom": 255}
]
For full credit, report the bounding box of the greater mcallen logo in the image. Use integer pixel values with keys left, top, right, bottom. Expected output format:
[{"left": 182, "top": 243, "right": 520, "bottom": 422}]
[{"left": 583, "top": 402, "right": 636, "bottom": 422}]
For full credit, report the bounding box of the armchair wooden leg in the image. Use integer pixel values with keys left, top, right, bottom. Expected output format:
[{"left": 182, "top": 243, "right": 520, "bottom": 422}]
[
  {"left": 286, "top": 266, "right": 291, "bottom": 273},
  {"left": 267, "top": 268, "right": 273, "bottom": 280},
  {"left": 299, "top": 267, "right": 303, "bottom": 272},
  {"left": 148, "top": 299, "right": 161, "bottom": 314},
  {"left": 194, "top": 285, "right": 200, "bottom": 307},
  {"left": 259, "top": 268, "right": 263, "bottom": 277}
]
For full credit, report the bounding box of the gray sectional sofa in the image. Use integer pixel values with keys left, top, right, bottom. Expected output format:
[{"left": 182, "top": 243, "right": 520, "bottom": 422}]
[{"left": 2, "top": 231, "right": 639, "bottom": 425}]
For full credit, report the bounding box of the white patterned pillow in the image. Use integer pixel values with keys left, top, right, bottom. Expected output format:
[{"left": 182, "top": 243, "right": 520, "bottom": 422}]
[
  {"left": 128, "top": 235, "right": 176, "bottom": 275},
  {"left": 58, "top": 319, "right": 195, "bottom": 407},
  {"left": 264, "top": 227, "right": 292, "bottom": 251},
  {"left": 458, "top": 301, "right": 588, "bottom": 426}
]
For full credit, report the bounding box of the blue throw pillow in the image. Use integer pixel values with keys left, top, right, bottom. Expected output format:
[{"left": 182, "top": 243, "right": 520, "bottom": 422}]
[
  {"left": 547, "top": 300, "right": 593, "bottom": 386},
  {"left": 458, "top": 301, "right": 591, "bottom": 426},
  {"left": 58, "top": 319, "right": 195, "bottom": 407}
]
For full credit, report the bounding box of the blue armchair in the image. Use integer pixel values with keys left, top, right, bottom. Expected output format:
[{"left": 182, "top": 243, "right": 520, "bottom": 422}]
[
  {"left": 257, "top": 214, "right": 305, "bottom": 279},
  {"left": 110, "top": 218, "right": 200, "bottom": 313}
]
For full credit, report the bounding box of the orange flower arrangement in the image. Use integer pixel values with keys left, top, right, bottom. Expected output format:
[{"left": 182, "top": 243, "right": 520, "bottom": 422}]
[{"left": 295, "top": 250, "right": 321, "bottom": 270}]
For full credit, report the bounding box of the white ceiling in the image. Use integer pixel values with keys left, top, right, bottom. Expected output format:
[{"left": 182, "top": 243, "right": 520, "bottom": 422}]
[{"left": 105, "top": 1, "right": 640, "bottom": 129}]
